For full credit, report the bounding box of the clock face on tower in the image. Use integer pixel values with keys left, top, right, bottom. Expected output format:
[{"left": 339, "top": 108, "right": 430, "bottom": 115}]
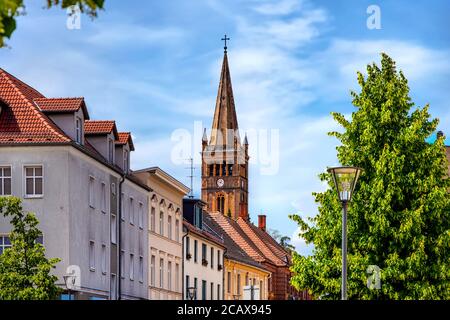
[{"left": 217, "top": 178, "right": 224, "bottom": 187}]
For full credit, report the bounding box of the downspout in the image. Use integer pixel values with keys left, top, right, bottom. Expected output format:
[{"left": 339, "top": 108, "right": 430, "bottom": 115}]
[
  {"left": 181, "top": 227, "right": 189, "bottom": 300},
  {"left": 118, "top": 173, "right": 126, "bottom": 300}
]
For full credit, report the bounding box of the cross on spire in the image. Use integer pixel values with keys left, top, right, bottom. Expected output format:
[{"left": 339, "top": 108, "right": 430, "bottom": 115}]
[{"left": 221, "top": 34, "right": 230, "bottom": 53}]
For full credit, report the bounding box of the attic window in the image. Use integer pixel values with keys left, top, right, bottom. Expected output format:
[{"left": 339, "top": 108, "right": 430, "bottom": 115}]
[{"left": 75, "top": 117, "right": 83, "bottom": 144}]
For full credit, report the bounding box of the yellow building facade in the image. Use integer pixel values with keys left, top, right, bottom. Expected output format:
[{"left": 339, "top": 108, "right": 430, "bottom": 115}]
[{"left": 224, "top": 258, "right": 270, "bottom": 300}]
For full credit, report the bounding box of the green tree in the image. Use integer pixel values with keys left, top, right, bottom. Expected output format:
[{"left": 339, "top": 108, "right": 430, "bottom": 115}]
[
  {"left": 0, "top": 0, "right": 104, "bottom": 47},
  {"left": 290, "top": 53, "right": 450, "bottom": 300},
  {"left": 279, "top": 236, "right": 295, "bottom": 252},
  {"left": 0, "top": 196, "right": 61, "bottom": 300}
]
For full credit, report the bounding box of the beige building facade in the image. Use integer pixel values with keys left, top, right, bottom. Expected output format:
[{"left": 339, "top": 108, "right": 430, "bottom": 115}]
[{"left": 134, "top": 167, "right": 189, "bottom": 300}]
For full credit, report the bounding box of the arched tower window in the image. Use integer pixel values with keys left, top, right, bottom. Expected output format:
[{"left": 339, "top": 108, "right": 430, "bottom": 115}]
[
  {"left": 209, "top": 164, "right": 214, "bottom": 176},
  {"left": 217, "top": 195, "right": 225, "bottom": 214}
]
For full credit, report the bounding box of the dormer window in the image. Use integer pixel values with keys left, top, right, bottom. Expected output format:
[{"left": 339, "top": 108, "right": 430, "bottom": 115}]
[
  {"left": 108, "top": 138, "right": 114, "bottom": 163},
  {"left": 75, "top": 117, "right": 82, "bottom": 144}
]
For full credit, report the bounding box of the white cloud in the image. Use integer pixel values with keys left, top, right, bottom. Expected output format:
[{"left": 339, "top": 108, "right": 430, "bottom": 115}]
[
  {"left": 291, "top": 227, "right": 314, "bottom": 256},
  {"left": 253, "top": 0, "right": 302, "bottom": 16}
]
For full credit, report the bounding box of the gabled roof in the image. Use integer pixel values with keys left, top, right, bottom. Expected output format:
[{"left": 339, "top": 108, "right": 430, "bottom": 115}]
[
  {"left": 84, "top": 120, "right": 119, "bottom": 139},
  {"left": 183, "top": 219, "right": 226, "bottom": 249},
  {"left": 237, "top": 218, "right": 291, "bottom": 265},
  {"left": 34, "top": 97, "right": 89, "bottom": 119},
  {"left": 116, "top": 132, "right": 134, "bottom": 151},
  {"left": 0, "top": 68, "right": 71, "bottom": 143},
  {"left": 204, "top": 213, "right": 269, "bottom": 272},
  {"left": 208, "top": 212, "right": 266, "bottom": 264}
]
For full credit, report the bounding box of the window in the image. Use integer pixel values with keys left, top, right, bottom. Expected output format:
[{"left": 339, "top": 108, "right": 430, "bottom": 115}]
[
  {"left": 260, "top": 280, "right": 263, "bottom": 299},
  {"left": 245, "top": 273, "right": 249, "bottom": 286},
  {"left": 210, "top": 282, "right": 214, "bottom": 300},
  {"left": 175, "top": 219, "right": 180, "bottom": 243},
  {"left": 111, "top": 274, "right": 117, "bottom": 300},
  {"left": 159, "top": 258, "right": 164, "bottom": 288},
  {"left": 217, "top": 284, "right": 221, "bottom": 300},
  {"left": 185, "top": 275, "right": 190, "bottom": 299},
  {"left": 0, "top": 235, "right": 11, "bottom": 255},
  {"left": 111, "top": 182, "right": 116, "bottom": 196},
  {"left": 194, "top": 278, "right": 198, "bottom": 300},
  {"left": 168, "top": 261, "right": 172, "bottom": 291},
  {"left": 209, "top": 164, "right": 213, "bottom": 176},
  {"left": 228, "top": 164, "right": 233, "bottom": 176},
  {"left": 129, "top": 254, "right": 134, "bottom": 281},
  {"left": 75, "top": 117, "right": 82, "bottom": 144},
  {"left": 194, "top": 240, "right": 198, "bottom": 263},
  {"left": 237, "top": 274, "right": 241, "bottom": 295},
  {"left": 210, "top": 247, "right": 214, "bottom": 269},
  {"left": 120, "top": 193, "right": 125, "bottom": 220},
  {"left": 175, "top": 263, "right": 179, "bottom": 292},
  {"left": 194, "top": 205, "right": 202, "bottom": 229},
  {"left": 202, "top": 280, "right": 207, "bottom": 300},
  {"left": 111, "top": 214, "right": 117, "bottom": 244},
  {"left": 120, "top": 250, "right": 125, "bottom": 278},
  {"left": 108, "top": 138, "right": 114, "bottom": 163},
  {"left": 215, "top": 164, "right": 220, "bottom": 176},
  {"left": 185, "top": 236, "right": 190, "bottom": 258},
  {"left": 217, "top": 195, "right": 224, "bottom": 214},
  {"left": 139, "top": 256, "right": 144, "bottom": 283},
  {"left": 123, "top": 149, "right": 129, "bottom": 173},
  {"left": 25, "top": 166, "right": 43, "bottom": 197},
  {"left": 138, "top": 202, "right": 144, "bottom": 229},
  {"left": 150, "top": 207, "right": 155, "bottom": 232},
  {"left": 159, "top": 211, "right": 164, "bottom": 236},
  {"left": 168, "top": 216, "right": 172, "bottom": 240},
  {"left": 222, "top": 161, "right": 226, "bottom": 175},
  {"left": 150, "top": 255, "right": 155, "bottom": 286},
  {"left": 202, "top": 243, "right": 207, "bottom": 263},
  {"left": 129, "top": 197, "right": 134, "bottom": 225},
  {"left": 101, "top": 182, "right": 106, "bottom": 213},
  {"left": 217, "top": 250, "right": 221, "bottom": 270},
  {"left": 101, "top": 244, "right": 107, "bottom": 274},
  {"left": 89, "top": 176, "right": 95, "bottom": 208},
  {"left": 89, "top": 241, "right": 95, "bottom": 271},
  {"left": 227, "top": 272, "right": 231, "bottom": 293},
  {"left": 0, "top": 167, "right": 11, "bottom": 196}
]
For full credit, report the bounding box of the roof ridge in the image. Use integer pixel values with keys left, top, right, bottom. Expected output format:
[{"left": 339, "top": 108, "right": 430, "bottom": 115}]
[{"left": 0, "top": 69, "right": 70, "bottom": 142}]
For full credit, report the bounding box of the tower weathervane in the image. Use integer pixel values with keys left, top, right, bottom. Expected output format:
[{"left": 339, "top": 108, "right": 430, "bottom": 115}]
[{"left": 221, "top": 34, "right": 230, "bottom": 53}]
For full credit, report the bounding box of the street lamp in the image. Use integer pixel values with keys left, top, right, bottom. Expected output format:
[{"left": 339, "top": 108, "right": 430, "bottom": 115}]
[
  {"left": 327, "top": 166, "right": 363, "bottom": 300},
  {"left": 63, "top": 274, "right": 76, "bottom": 300},
  {"left": 187, "top": 286, "right": 197, "bottom": 300}
]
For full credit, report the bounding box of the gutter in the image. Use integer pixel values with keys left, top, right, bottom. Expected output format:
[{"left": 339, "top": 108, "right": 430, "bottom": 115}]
[{"left": 222, "top": 246, "right": 227, "bottom": 300}]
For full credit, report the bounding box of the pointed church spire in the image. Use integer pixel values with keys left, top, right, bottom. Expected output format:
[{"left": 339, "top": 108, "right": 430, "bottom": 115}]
[{"left": 210, "top": 45, "right": 240, "bottom": 147}]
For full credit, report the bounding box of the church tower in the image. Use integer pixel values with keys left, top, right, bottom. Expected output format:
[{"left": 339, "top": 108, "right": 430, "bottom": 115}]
[{"left": 201, "top": 39, "right": 249, "bottom": 220}]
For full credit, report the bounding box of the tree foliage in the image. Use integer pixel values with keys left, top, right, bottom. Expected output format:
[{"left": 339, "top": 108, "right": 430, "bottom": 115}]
[
  {"left": 290, "top": 53, "right": 450, "bottom": 300},
  {"left": 0, "top": 0, "right": 104, "bottom": 47},
  {"left": 0, "top": 196, "right": 61, "bottom": 300}
]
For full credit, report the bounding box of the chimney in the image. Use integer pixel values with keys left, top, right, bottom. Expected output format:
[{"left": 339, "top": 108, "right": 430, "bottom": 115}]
[
  {"left": 258, "top": 215, "right": 266, "bottom": 232},
  {"left": 239, "top": 203, "right": 248, "bottom": 220}
]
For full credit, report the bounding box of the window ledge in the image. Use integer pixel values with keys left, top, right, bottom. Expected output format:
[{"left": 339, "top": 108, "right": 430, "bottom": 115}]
[
  {"left": 24, "top": 195, "right": 44, "bottom": 199},
  {"left": 90, "top": 268, "right": 95, "bottom": 272}
]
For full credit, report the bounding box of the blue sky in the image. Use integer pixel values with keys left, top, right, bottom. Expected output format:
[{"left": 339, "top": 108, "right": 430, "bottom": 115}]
[{"left": 1, "top": 0, "right": 449, "bottom": 255}]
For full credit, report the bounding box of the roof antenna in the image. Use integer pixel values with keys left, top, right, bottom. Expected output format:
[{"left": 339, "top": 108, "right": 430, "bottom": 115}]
[{"left": 185, "top": 157, "right": 195, "bottom": 198}]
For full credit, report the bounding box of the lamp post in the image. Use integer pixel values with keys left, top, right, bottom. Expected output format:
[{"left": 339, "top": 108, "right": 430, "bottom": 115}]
[{"left": 327, "top": 166, "right": 363, "bottom": 300}]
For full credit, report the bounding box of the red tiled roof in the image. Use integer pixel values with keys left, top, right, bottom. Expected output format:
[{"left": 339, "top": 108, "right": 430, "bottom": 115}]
[
  {"left": 183, "top": 220, "right": 225, "bottom": 249},
  {"left": 0, "top": 68, "right": 71, "bottom": 143},
  {"left": 116, "top": 132, "right": 135, "bottom": 151},
  {"left": 209, "top": 212, "right": 266, "bottom": 263},
  {"left": 34, "top": 97, "right": 89, "bottom": 119},
  {"left": 84, "top": 120, "right": 119, "bottom": 139}
]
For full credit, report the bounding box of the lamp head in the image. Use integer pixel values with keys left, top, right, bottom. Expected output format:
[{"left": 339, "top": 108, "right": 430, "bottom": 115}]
[{"left": 327, "top": 166, "right": 363, "bottom": 203}]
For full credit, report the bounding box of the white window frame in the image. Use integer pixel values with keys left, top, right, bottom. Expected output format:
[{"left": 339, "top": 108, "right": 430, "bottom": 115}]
[
  {"left": 130, "top": 253, "right": 135, "bottom": 281},
  {"left": 101, "top": 182, "right": 106, "bottom": 214},
  {"left": 139, "top": 256, "right": 144, "bottom": 283},
  {"left": 167, "top": 261, "right": 172, "bottom": 291},
  {"left": 120, "top": 250, "right": 125, "bottom": 279},
  {"left": 159, "top": 258, "right": 164, "bottom": 288},
  {"left": 111, "top": 214, "right": 117, "bottom": 244},
  {"left": 175, "top": 219, "right": 180, "bottom": 243},
  {"left": 167, "top": 215, "right": 172, "bottom": 240},
  {"left": 0, "top": 166, "right": 12, "bottom": 196},
  {"left": 138, "top": 202, "right": 144, "bottom": 229},
  {"left": 123, "top": 149, "right": 129, "bottom": 173},
  {"left": 150, "top": 206, "right": 156, "bottom": 232},
  {"left": 89, "top": 240, "right": 95, "bottom": 271},
  {"left": 108, "top": 138, "right": 114, "bottom": 163},
  {"left": 101, "top": 243, "right": 107, "bottom": 275},
  {"left": 120, "top": 193, "right": 125, "bottom": 221},
  {"left": 159, "top": 211, "right": 164, "bottom": 236},
  {"left": 89, "top": 175, "right": 95, "bottom": 208},
  {"left": 24, "top": 165, "right": 43, "bottom": 198},
  {"left": 0, "top": 235, "right": 12, "bottom": 254},
  {"left": 150, "top": 255, "right": 155, "bottom": 286},
  {"left": 129, "top": 197, "right": 134, "bottom": 225},
  {"left": 175, "top": 263, "right": 179, "bottom": 292},
  {"left": 75, "top": 117, "right": 82, "bottom": 144}
]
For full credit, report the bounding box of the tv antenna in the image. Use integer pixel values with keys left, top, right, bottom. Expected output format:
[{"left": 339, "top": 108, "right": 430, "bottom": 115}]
[{"left": 185, "top": 157, "right": 196, "bottom": 198}]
